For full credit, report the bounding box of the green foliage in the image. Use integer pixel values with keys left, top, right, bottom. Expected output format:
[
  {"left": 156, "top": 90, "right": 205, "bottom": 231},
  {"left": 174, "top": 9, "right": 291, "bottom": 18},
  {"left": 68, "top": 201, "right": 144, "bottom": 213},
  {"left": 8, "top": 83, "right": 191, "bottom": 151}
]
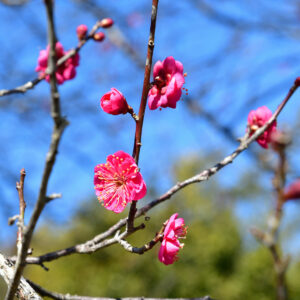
[{"left": 17, "top": 156, "right": 300, "bottom": 299}]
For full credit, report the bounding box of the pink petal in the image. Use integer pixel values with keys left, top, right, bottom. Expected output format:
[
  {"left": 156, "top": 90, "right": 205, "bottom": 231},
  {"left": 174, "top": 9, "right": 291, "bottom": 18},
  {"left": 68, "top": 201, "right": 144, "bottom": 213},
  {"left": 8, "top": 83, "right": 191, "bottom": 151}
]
[
  {"left": 152, "top": 60, "right": 163, "bottom": 78},
  {"left": 162, "top": 56, "right": 176, "bottom": 74}
]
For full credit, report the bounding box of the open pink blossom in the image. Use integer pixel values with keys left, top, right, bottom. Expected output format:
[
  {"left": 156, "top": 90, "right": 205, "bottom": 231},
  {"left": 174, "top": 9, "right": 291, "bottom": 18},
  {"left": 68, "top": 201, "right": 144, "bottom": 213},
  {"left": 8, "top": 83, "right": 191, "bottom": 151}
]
[
  {"left": 94, "top": 151, "right": 147, "bottom": 213},
  {"left": 100, "top": 88, "right": 129, "bottom": 115},
  {"left": 148, "top": 56, "right": 185, "bottom": 110},
  {"left": 247, "top": 106, "right": 277, "bottom": 149},
  {"left": 35, "top": 42, "right": 80, "bottom": 85},
  {"left": 158, "top": 213, "right": 187, "bottom": 265}
]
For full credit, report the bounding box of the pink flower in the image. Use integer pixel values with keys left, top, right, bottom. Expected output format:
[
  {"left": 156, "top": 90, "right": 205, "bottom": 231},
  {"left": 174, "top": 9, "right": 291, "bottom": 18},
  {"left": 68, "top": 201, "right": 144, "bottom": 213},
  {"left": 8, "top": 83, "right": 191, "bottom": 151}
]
[
  {"left": 100, "top": 88, "right": 129, "bottom": 115},
  {"left": 76, "top": 24, "right": 88, "bottom": 40},
  {"left": 247, "top": 106, "right": 277, "bottom": 149},
  {"left": 35, "top": 42, "right": 80, "bottom": 85},
  {"left": 94, "top": 151, "right": 147, "bottom": 213},
  {"left": 148, "top": 56, "right": 185, "bottom": 110},
  {"left": 158, "top": 213, "right": 187, "bottom": 265},
  {"left": 283, "top": 180, "right": 300, "bottom": 201}
]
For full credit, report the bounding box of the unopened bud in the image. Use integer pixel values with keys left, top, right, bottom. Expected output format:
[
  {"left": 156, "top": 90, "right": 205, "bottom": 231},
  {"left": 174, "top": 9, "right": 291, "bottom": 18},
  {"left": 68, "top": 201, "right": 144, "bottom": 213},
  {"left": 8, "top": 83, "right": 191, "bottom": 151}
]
[
  {"left": 295, "top": 77, "right": 300, "bottom": 87},
  {"left": 283, "top": 180, "right": 300, "bottom": 201},
  {"left": 271, "top": 130, "right": 291, "bottom": 152},
  {"left": 100, "top": 18, "right": 114, "bottom": 28},
  {"left": 76, "top": 24, "right": 88, "bottom": 40},
  {"left": 93, "top": 32, "right": 105, "bottom": 42}
]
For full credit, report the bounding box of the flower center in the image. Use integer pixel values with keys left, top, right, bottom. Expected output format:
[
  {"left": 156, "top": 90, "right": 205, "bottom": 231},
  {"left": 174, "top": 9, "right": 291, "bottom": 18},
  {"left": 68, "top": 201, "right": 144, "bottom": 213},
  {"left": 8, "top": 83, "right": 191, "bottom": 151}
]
[{"left": 154, "top": 76, "right": 166, "bottom": 89}]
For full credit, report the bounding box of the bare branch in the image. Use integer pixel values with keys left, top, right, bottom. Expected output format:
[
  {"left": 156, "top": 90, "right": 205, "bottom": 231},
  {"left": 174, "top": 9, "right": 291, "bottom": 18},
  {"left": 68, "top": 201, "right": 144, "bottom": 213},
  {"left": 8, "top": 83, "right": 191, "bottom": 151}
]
[
  {"left": 127, "top": 0, "right": 160, "bottom": 233},
  {"left": 45, "top": 193, "right": 62, "bottom": 203},
  {"left": 16, "top": 168, "right": 26, "bottom": 252},
  {"left": 27, "top": 278, "right": 213, "bottom": 300}
]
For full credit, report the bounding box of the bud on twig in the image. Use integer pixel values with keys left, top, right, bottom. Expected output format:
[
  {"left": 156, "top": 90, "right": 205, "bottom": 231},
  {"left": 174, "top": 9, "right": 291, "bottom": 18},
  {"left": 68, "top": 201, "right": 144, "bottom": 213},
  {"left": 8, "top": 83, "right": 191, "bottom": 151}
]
[
  {"left": 93, "top": 32, "right": 105, "bottom": 42},
  {"left": 294, "top": 76, "right": 300, "bottom": 87},
  {"left": 100, "top": 18, "right": 114, "bottom": 28},
  {"left": 283, "top": 179, "right": 300, "bottom": 201},
  {"left": 76, "top": 24, "right": 88, "bottom": 40}
]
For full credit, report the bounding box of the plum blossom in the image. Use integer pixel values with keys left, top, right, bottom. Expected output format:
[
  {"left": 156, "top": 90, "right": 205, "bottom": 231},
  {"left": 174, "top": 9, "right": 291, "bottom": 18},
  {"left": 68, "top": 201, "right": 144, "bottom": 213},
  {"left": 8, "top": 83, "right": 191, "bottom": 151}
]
[
  {"left": 94, "top": 151, "right": 147, "bottom": 213},
  {"left": 247, "top": 106, "right": 277, "bottom": 149},
  {"left": 158, "top": 213, "right": 187, "bottom": 265},
  {"left": 100, "top": 88, "right": 129, "bottom": 115},
  {"left": 35, "top": 42, "right": 79, "bottom": 85},
  {"left": 148, "top": 56, "right": 185, "bottom": 110}
]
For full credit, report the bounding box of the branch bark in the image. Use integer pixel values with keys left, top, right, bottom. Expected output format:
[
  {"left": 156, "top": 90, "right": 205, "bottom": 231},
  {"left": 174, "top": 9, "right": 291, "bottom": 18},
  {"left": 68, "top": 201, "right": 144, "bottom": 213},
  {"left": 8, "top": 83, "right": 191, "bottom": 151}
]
[
  {"left": 0, "top": 253, "right": 42, "bottom": 300},
  {"left": 27, "top": 279, "right": 213, "bottom": 300}
]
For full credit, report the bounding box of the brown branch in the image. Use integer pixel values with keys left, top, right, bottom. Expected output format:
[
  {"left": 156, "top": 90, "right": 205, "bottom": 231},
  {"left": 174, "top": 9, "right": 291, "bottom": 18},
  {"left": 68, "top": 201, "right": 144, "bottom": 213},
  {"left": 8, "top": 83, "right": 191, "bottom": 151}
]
[
  {"left": 127, "top": 0, "right": 160, "bottom": 233},
  {"left": 251, "top": 132, "right": 292, "bottom": 300},
  {"left": 27, "top": 278, "right": 213, "bottom": 300},
  {"left": 18, "top": 82, "right": 298, "bottom": 266},
  {"left": 269, "top": 134, "right": 289, "bottom": 300}
]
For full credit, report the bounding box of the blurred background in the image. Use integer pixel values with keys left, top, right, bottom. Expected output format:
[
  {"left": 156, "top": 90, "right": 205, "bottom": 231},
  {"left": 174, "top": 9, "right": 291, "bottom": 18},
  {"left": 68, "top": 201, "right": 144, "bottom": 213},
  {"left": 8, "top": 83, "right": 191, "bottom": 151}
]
[{"left": 1, "top": 0, "right": 300, "bottom": 299}]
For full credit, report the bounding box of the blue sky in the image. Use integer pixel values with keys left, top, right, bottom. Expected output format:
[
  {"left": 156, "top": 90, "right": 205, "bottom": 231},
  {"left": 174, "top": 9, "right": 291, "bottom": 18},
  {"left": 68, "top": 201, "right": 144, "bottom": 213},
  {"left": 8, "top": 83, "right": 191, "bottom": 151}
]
[{"left": 1, "top": 0, "right": 300, "bottom": 256}]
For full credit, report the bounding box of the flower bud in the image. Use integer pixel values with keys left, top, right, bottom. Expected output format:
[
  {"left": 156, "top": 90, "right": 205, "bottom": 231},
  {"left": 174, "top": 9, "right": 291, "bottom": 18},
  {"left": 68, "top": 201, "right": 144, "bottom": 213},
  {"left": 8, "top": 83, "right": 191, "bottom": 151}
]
[
  {"left": 100, "top": 18, "right": 114, "bottom": 28},
  {"left": 271, "top": 130, "right": 291, "bottom": 152},
  {"left": 295, "top": 77, "right": 300, "bottom": 87},
  {"left": 283, "top": 180, "right": 300, "bottom": 201},
  {"left": 100, "top": 88, "right": 129, "bottom": 115},
  {"left": 76, "top": 24, "right": 88, "bottom": 40},
  {"left": 93, "top": 32, "right": 105, "bottom": 42}
]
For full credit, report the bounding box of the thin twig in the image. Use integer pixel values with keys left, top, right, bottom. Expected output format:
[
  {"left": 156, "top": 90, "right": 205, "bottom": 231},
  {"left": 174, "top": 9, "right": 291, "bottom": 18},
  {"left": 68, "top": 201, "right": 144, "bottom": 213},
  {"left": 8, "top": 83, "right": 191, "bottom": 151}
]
[
  {"left": 127, "top": 0, "right": 160, "bottom": 233},
  {"left": 16, "top": 168, "right": 26, "bottom": 252},
  {"left": 45, "top": 193, "right": 62, "bottom": 203}
]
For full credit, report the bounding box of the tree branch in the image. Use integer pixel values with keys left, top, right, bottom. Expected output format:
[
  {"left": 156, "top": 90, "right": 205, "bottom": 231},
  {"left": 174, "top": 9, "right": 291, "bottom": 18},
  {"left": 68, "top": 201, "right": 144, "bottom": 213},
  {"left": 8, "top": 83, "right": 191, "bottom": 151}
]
[
  {"left": 127, "top": 0, "right": 160, "bottom": 233},
  {"left": 27, "top": 278, "right": 213, "bottom": 300}
]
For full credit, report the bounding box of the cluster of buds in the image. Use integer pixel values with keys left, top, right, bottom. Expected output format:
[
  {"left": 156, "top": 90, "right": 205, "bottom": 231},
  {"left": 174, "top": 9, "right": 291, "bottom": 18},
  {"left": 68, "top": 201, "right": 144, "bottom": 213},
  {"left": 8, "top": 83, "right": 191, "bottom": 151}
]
[{"left": 76, "top": 18, "right": 114, "bottom": 43}]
